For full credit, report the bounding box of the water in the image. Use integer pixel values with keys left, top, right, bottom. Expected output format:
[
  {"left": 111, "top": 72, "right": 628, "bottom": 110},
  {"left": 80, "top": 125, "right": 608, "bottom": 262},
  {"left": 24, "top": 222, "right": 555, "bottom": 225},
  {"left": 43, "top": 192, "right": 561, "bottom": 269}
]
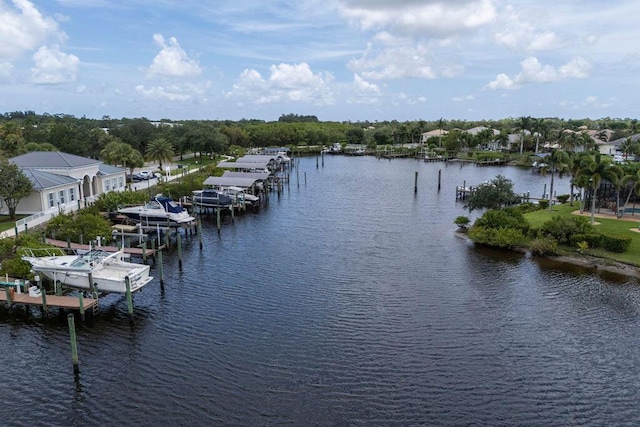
[{"left": 2, "top": 156, "right": 640, "bottom": 426}]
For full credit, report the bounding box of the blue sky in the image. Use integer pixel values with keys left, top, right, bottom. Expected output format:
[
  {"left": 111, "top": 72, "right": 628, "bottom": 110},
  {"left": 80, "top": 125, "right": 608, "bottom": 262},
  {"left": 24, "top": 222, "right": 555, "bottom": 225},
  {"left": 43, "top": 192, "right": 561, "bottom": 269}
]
[{"left": 0, "top": 0, "right": 638, "bottom": 122}]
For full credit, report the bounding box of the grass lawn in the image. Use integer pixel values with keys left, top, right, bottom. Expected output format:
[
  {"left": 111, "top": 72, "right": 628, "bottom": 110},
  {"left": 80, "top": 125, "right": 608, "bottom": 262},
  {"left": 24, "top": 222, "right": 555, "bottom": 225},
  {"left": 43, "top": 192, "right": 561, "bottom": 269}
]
[
  {"left": 525, "top": 203, "right": 640, "bottom": 266},
  {"left": 0, "top": 215, "right": 26, "bottom": 233}
]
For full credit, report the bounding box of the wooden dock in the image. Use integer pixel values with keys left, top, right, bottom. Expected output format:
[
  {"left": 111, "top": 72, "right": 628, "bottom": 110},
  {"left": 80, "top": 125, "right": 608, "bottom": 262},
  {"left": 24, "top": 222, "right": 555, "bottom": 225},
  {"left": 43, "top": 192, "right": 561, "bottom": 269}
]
[
  {"left": 44, "top": 238, "right": 163, "bottom": 257},
  {"left": 1, "top": 290, "right": 98, "bottom": 311}
]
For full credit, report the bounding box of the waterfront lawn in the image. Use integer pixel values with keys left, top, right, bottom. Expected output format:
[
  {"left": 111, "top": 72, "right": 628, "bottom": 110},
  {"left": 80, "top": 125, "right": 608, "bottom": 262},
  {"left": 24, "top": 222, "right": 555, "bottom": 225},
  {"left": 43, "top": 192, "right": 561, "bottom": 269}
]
[{"left": 525, "top": 203, "right": 640, "bottom": 266}]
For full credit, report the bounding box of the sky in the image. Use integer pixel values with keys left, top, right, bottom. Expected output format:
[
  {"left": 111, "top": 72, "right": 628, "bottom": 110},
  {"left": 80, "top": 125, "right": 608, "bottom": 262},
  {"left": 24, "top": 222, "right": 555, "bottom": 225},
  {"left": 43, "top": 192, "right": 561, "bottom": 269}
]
[{"left": 0, "top": 0, "right": 638, "bottom": 122}]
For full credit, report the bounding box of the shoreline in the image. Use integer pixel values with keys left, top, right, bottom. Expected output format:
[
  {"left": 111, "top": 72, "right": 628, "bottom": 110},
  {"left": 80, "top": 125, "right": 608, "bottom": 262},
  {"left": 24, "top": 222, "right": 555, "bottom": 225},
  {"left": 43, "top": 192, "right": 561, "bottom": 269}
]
[{"left": 455, "top": 231, "right": 640, "bottom": 280}]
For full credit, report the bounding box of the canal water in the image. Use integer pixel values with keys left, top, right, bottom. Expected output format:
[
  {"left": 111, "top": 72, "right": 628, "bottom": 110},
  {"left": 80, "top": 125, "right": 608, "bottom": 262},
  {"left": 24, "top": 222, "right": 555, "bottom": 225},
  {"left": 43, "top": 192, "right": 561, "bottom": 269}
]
[{"left": 2, "top": 156, "right": 640, "bottom": 425}]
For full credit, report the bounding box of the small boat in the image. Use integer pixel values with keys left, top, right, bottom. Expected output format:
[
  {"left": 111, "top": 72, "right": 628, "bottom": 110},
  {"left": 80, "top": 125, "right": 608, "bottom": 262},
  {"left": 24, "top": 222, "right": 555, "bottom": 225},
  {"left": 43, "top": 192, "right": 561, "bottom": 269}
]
[
  {"left": 118, "top": 196, "right": 195, "bottom": 226},
  {"left": 221, "top": 186, "right": 260, "bottom": 208},
  {"left": 21, "top": 248, "right": 153, "bottom": 294},
  {"left": 191, "top": 189, "right": 233, "bottom": 208}
]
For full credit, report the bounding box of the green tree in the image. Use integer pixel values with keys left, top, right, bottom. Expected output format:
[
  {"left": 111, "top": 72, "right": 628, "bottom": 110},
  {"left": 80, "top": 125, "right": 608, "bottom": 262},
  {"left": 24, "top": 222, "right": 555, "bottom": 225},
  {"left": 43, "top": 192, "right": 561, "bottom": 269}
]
[
  {"left": 101, "top": 140, "right": 144, "bottom": 174},
  {"left": 0, "top": 160, "right": 34, "bottom": 219},
  {"left": 541, "top": 149, "right": 570, "bottom": 211},
  {"left": 464, "top": 175, "right": 521, "bottom": 211},
  {"left": 145, "top": 137, "right": 174, "bottom": 169},
  {"left": 580, "top": 152, "right": 612, "bottom": 224},
  {"left": 514, "top": 116, "right": 533, "bottom": 154}
]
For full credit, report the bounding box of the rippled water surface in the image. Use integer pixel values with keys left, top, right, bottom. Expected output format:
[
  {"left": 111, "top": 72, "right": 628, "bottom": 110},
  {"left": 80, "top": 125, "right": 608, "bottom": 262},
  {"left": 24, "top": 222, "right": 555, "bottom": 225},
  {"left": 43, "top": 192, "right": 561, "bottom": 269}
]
[{"left": 2, "top": 156, "right": 640, "bottom": 426}]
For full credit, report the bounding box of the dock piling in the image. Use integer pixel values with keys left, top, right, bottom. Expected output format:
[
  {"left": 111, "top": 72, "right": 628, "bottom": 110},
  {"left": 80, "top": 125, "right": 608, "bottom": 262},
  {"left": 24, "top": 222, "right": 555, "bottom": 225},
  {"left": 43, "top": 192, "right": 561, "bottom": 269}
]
[
  {"left": 67, "top": 313, "right": 80, "bottom": 375},
  {"left": 177, "top": 232, "right": 183, "bottom": 270},
  {"left": 125, "top": 276, "right": 133, "bottom": 321},
  {"left": 414, "top": 171, "right": 418, "bottom": 193},
  {"left": 438, "top": 169, "right": 442, "bottom": 191}
]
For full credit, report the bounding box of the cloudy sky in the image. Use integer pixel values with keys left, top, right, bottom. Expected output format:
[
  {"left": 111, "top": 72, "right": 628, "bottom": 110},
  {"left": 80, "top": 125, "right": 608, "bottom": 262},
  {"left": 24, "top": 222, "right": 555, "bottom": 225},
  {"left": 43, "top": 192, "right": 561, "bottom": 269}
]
[{"left": 0, "top": 0, "right": 638, "bottom": 122}]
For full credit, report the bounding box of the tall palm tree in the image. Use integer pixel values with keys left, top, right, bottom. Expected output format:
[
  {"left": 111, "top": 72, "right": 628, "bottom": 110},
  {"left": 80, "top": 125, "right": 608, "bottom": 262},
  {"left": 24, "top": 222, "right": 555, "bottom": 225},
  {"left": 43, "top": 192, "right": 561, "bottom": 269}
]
[
  {"left": 531, "top": 118, "right": 546, "bottom": 154},
  {"left": 436, "top": 117, "right": 446, "bottom": 148},
  {"left": 541, "top": 149, "right": 570, "bottom": 211},
  {"left": 620, "top": 163, "right": 640, "bottom": 216},
  {"left": 145, "top": 137, "right": 174, "bottom": 170},
  {"left": 581, "top": 153, "right": 612, "bottom": 224},
  {"left": 568, "top": 152, "right": 590, "bottom": 206},
  {"left": 606, "top": 164, "right": 625, "bottom": 217},
  {"left": 514, "top": 116, "right": 533, "bottom": 154}
]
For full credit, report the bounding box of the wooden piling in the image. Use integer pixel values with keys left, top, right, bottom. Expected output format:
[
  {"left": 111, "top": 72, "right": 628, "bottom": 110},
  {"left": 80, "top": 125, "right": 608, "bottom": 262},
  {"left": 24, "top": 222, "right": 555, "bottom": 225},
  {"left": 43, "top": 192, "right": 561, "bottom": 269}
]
[
  {"left": 438, "top": 169, "right": 442, "bottom": 191},
  {"left": 67, "top": 313, "right": 79, "bottom": 375},
  {"left": 125, "top": 276, "right": 133, "bottom": 321},
  {"left": 142, "top": 241, "right": 147, "bottom": 263},
  {"left": 158, "top": 248, "right": 164, "bottom": 287},
  {"left": 216, "top": 207, "right": 221, "bottom": 234},
  {"left": 177, "top": 232, "right": 183, "bottom": 270},
  {"left": 40, "top": 283, "right": 47, "bottom": 314},
  {"left": 414, "top": 171, "right": 418, "bottom": 193},
  {"left": 304, "top": 172, "right": 307, "bottom": 185},
  {"left": 197, "top": 216, "right": 203, "bottom": 251},
  {"left": 4, "top": 287, "right": 12, "bottom": 308},
  {"left": 78, "top": 293, "right": 85, "bottom": 321}
]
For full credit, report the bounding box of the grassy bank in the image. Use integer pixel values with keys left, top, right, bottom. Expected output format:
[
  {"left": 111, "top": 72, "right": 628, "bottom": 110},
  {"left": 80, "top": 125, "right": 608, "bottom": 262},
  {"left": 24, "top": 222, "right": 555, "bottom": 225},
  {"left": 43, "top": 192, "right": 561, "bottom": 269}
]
[{"left": 525, "top": 203, "right": 640, "bottom": 266}]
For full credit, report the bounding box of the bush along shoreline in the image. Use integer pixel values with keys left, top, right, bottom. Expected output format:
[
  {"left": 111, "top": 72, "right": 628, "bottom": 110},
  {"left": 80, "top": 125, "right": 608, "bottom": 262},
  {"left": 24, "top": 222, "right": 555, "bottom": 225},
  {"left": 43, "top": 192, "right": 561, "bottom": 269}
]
[{"left": 457, "top": 175, "right": 640, "bottom": 281}]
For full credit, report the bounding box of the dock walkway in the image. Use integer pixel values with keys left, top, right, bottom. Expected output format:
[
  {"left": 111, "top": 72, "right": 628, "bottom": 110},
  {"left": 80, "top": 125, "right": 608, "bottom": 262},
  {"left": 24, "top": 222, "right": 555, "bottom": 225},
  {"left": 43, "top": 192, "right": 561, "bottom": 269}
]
[
  {"left": 1, "top": 290, "right": 98, "bottom": 311},
  {"left": 44, "top": 238, "right": 162, "bottom": 257}
]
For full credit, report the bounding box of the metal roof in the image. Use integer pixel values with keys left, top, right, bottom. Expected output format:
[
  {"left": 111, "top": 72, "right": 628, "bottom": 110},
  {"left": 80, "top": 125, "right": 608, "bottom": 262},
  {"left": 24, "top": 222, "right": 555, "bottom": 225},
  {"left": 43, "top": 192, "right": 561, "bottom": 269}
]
[
  {"left": 23, "top": 169, "right": 79, "bottom": 190},
  {"left": 10, "top": 151, "right": 101, "bottom": 169},
  {"left": 217, "top": 161, "right": 271, "bottom": 170},
  {"left": 203, "top": 176, "right": 262, "bottom": 188},
  {"left": 222, "top": 171, "right": 271, "bottom": 180},
  {"left": 97, "top": 163, "right": 127, "bottom": 176},
  {"left": 236, "top": 155, "right": 277, "bottom": 163}
]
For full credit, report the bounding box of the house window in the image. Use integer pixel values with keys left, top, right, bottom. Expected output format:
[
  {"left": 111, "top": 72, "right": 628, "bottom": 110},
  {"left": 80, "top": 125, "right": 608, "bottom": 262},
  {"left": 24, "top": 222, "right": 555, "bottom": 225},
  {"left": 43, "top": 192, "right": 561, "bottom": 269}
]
[
  {"left": 105, "top": 179, "right": 111, "bottom": 191},
  {"left": 59, "top": 190, "right": 65, "bottom": 204},
  {"left": 112, "top": 178, "right": 117, "bottom": 190},
  {"left": 48, "top": 192, "right": 55, "bottom": 208},
  {"left": 69, "top": 187, "right": 76, "bottom": 201},
  {"left": 118, "top": 176, "right": 124, "bottom": 188}
]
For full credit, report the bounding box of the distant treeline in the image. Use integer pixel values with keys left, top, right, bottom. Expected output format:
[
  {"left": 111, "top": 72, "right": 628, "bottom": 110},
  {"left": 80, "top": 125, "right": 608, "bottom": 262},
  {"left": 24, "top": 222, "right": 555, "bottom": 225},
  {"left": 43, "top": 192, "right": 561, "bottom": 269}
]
[{"left": 0, "top": 111, "right": 639, "bottom": 160}]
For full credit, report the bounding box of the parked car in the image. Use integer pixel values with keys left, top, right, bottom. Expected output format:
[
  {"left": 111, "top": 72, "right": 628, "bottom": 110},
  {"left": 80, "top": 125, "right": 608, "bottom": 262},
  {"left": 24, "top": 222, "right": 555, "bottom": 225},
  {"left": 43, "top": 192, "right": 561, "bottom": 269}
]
[{"left": 137, "top": 170, "right": 153, "bottom": 180}]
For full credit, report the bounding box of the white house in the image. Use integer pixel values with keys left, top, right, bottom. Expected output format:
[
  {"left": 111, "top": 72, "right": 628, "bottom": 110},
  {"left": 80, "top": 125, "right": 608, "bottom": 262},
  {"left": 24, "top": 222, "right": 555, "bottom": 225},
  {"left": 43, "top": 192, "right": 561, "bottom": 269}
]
[{"left": 5, "top": 151, "right": 127, "bottom": 216}]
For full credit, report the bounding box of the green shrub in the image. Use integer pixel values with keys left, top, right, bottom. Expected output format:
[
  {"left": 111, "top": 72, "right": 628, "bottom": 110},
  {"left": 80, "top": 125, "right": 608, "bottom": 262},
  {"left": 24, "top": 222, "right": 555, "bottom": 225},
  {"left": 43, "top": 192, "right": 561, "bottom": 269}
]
[
  {"left": 454, "top": 216, "right": 471, "bottom": 231},
  {"left": 468, "top": 226, "right": 526, "bottom": 249},
  {"left": 515, "top": 202, "right": 541, "bottom": 214},
  {"left": 46, "top": 210, "right": 113, "bottom": 244},
  {"left": 540, "top": 215, "right": 592, "bottom": 244},
  {"left": 556, "top": 194, "right": 570, "bottom": 204},
  {"left": 601, "top": 233, "right": 632, "bottom": 253},
  {"left": 570, "top": 232, "right": 602, "bottom": 248},
  {"left": 529, "top": 237, "right": 560, "bottom": 256},
  {"left": 474, "top": 208, "right": 529, "bottom": 233},
  {"left": 538, "top": 199, "right": 549, "bottom": 210}
]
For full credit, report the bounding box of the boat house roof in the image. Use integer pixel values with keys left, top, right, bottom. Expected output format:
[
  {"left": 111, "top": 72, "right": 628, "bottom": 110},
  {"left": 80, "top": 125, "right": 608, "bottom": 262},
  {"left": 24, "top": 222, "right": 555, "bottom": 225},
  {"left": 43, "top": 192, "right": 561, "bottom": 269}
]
[
  {"left": 217, "top": 161, "right": 271, "bottom": 170},
  {"left": 203, "top": 176, "right": 263, "bottom": 188},
  {"left": 222, "top": 171, "right": 271, "bottom": 180}
]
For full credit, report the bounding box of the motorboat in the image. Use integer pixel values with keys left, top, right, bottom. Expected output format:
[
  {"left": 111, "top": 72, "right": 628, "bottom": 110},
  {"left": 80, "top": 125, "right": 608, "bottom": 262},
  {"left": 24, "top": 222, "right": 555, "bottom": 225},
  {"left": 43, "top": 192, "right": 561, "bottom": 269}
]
[
  {"left": 191, "top": 189, "right": 233, "bottom": 208},
  {"left": 21, "top": 248, "right": 153, "bottom": 294},
  {"left": 221, "top": 186, "right": 260, "bottom": 208},
  {"left": 118, "top": 196, "right": 195, "bottom": 226}
]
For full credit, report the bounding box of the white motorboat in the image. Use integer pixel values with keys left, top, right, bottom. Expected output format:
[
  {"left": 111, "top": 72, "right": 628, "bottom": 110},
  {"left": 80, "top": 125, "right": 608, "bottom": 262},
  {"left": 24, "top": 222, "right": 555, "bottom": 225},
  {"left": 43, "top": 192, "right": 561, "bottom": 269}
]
[
  {"left": 221, "top": 186, "right": 260, "bottom": 207},
  {"left": 21, "top": 248, "right": 153, "bottom": 294},
  {"left": 118, "top": 196, "right": 195, "bottom": 226}
]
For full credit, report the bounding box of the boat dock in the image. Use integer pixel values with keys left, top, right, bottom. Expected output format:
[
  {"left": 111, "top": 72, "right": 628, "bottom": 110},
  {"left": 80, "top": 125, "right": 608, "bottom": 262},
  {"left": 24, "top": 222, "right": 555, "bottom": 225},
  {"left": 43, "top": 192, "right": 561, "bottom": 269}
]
[
  {"left": 1, "top": 291, "right": 98, "bottom": 311},
  {"left": 44, "top": 238, "right": 163, "bottom": 259}
]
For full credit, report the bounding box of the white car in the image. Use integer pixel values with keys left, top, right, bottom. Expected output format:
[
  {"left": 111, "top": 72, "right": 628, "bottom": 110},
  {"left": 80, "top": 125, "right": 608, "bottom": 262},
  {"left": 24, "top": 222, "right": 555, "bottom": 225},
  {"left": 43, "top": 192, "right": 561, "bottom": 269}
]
[{"left": 137, "top": 170, "right": 154, "bottom": 180}]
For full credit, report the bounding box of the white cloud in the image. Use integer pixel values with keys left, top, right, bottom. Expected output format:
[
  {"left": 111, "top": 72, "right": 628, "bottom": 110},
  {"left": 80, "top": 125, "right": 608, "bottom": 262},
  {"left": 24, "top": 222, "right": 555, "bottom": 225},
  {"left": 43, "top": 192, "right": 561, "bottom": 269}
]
[
  {"left": 486, "top": 56, "right": 591, "bottom": 90},
  {"left": 228, "top": 63, "right": 334, "bottom": 105},
  {"left": 0, "top": 0, "right": 64, "bottom": 58},
  {"left": 30, "top": 45, "right": 79, "bottom": 84},
  {"left": 338, "top": 0, "right": 496, "bottom": 39},
  {"left": 348, "top": 73, "right": 381, "bottom": 105},
  {"left": 135, "top": 81, "right": 212, "bottom": 102},
  {"left": 0, "top": 62, "right": 14, "bottom": 78},
  {"left": 147, "top": 34, "right": 202, "bottom": 78},
  {"left": 452, "top": 94, "right": 474, "bottom": 102},
  {"left": 492, "top": 4, "right": 565, "bottom": 52}
]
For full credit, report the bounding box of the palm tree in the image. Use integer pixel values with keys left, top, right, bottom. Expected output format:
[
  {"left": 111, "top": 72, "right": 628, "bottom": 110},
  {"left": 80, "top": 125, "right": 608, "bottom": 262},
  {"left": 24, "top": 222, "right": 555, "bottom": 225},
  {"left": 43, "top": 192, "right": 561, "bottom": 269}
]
[
  {"left": 606, "top": 164, "right": 625, "bottom": 217},
  {"left": 541, "top": 149, "right": 570, "bottom": 211},
  {"left": 531, "top": 118, "right": 546, "bottom": 154},
  {"left": 619, "top": 163, "right": 640, "bottom": 216},
  {"left": 514, "top": 116, "right": 533, "bottom": 154},
  {"left": 146, "top": 137, "right": 174, "bottom": 170},
  {"left": 436, "top": 118, "right": 446, "bottom": 148},
  {"left": 568, "top": 152, "right": 590, "bottom": 206},
  {"left": 619, "top": 137, "right": 638, "bottom": 159},
  {"left": 581, "top": 153, "right": 612, "bottom": 224}
]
